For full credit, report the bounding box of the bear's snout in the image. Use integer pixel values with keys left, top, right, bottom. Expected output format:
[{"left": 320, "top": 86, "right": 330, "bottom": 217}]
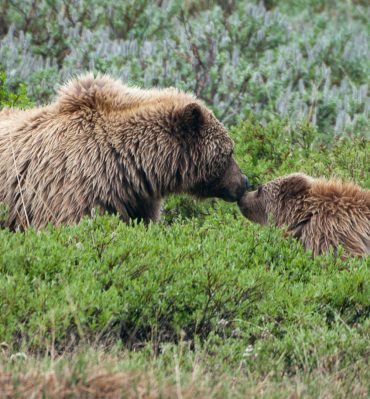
[
  {"left": 231, "top": 173, "right": 250, "bottom": 201},
  {"left": 238, "top": 191, "right": 268, "bottom": 225},
  {"left": 189, "top": 159, "right": 248, "bottom": 202},
  {"left": 220, "top": 160, "right": 250, "bottom": 201},
  {"left": 241, "top": 175, "right": 250, "bottom": 191},
  {"left": 237, "top": 192, "right": 250, "bottom": 210},
  {"left": 217, "top": 166, "right": 249, "bottom": 202}
]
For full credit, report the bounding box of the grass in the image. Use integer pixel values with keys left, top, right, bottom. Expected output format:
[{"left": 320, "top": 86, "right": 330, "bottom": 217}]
[{"left": 1, "top": 344, "right": 369, "bottom": 398}]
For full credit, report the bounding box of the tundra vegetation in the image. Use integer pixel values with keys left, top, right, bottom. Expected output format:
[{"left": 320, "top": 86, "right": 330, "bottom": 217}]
[{"left": 0, "top": 0, "right": 369, "bottom": 397}]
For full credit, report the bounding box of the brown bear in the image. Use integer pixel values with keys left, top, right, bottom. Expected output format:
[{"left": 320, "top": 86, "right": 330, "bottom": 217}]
[
  {"left": 238, "top": 173, "right": 370, "bottom": 257},
  {"left": 0, "top": 74, "right": 248, "bottom": 230}
]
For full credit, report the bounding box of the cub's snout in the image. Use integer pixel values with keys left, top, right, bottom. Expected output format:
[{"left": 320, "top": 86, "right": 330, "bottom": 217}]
[{"left": 238, "top": 189, "right": 268, "bottom": 225}]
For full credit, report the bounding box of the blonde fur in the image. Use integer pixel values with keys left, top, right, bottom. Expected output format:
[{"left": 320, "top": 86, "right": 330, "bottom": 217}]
[{"left": 0, "top": 74, "right": 246, "bottom": 229}]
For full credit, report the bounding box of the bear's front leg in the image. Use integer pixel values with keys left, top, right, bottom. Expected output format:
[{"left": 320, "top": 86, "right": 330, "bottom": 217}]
[{"left": 134, "top": 198, "right": 162, "bottom": 225}]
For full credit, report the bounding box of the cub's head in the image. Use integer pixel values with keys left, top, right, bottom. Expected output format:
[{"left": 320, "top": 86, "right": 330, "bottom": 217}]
[
  {"left": 171, "top": 102, "right": 249, "bottom": 202},
  {"left": 238, "top": 173, "right": 312, "bottom": 225}
]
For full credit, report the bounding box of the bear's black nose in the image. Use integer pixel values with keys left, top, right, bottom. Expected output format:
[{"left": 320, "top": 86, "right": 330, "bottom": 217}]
[{"left": 242, "top": 175, "right": 250, "bottom": 190}]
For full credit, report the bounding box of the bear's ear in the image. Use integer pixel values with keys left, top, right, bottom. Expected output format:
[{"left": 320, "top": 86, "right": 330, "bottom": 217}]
[
  {"left": 172, "top": 103, "right": 204, "bottom": 137},
  {"left": 279, "top": 174, "right": 311, "bottom": 200}
]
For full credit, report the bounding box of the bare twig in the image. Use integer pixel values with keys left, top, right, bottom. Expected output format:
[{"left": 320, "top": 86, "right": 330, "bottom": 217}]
[
  {"left": 220, "top": 75, "right": 251, "bottom": 122},
  {"left": 179, "top": 11, "right": 209, "bottom": 98}
]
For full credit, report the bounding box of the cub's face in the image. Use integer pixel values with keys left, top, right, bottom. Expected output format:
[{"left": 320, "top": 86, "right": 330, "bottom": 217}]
[
  {"left": 238, "top": 185, "right": 270, "bottom": 225},
  {"left": 238, "top": 173, "right": 311, "bottom": 225}
]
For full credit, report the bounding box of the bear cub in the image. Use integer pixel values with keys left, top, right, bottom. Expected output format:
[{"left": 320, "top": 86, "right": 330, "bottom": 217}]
[{"left": 238, "top": 173, "right": 370, "bottom": 257}]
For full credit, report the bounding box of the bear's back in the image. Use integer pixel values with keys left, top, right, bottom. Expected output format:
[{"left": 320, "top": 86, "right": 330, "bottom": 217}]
[
  {"left": 310, "top": 179, "right": 370, "bottom": 214},
  {"left": 57, "top": 74, "right": 200, "bottom": 118},
  {"left": 306, "top": 179, "right": 370, "bottom": 256}
]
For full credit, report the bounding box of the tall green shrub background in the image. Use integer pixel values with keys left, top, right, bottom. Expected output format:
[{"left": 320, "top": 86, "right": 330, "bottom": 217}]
[{"left": 1, "top": 0, "right": 369, "bottom": 136}]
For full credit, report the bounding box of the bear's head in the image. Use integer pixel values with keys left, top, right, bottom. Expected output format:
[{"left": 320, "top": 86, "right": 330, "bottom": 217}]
[
  {"left": 58, "top": 75, "right": 249, "bottom": 206},
  {"left": 238, "top": 173, "right": 312, "bottom": 226},
  {"left": 168, "top": 102, "right": 249, "bottom": 202}
]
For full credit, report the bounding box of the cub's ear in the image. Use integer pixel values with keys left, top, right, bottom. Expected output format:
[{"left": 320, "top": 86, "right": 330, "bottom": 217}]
[
  {"left": 172, "top": 103, "right": 204, "bottom": 137},
  {"left": 280, "top": 174, "right": 311, "bottom": 200}
]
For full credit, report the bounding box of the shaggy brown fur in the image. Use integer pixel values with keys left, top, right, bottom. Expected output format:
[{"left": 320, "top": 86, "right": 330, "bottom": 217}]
[
  {"left": 238, "top": 173, "right": 370, "bottom": 257},
  {"left": 0, "top": 74, "right": 248, "bottom": 230}
]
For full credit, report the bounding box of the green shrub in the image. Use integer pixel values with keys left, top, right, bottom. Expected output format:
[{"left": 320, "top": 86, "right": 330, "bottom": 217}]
[
  {"left": 232, "top": 118, "right": 370, "bottom": 186},
  {"left": 0, "top": 71, "right": 33, "bottom": 108},
  {"left": 0, "top": 119, "right": 368, "bottom": 373},
  {"left": 0, "top": 212, "right": 368, "bottom": 351}
]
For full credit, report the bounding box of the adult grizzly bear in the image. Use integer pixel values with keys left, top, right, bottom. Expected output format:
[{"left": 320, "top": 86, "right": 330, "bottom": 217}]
[
  {"left": 0, "top": 74, "right": 248, "bottom": 230},
  {"left": 238, "top": 173, "right": 370, "bottom": 257}
]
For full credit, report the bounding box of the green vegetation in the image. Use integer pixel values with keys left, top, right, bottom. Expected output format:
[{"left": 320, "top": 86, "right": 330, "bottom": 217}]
[
  {"left": 1, "top": 0, "right": 369, "bottom": 136},
  {"left": 0, "top": 71, "right": 33, "bottom": 109},
  {"left": 0, "top": 0, "right": 369, "bottom": 397},
  {"left": 0, "top": 118, "right": 369, "bottom": 397}
]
